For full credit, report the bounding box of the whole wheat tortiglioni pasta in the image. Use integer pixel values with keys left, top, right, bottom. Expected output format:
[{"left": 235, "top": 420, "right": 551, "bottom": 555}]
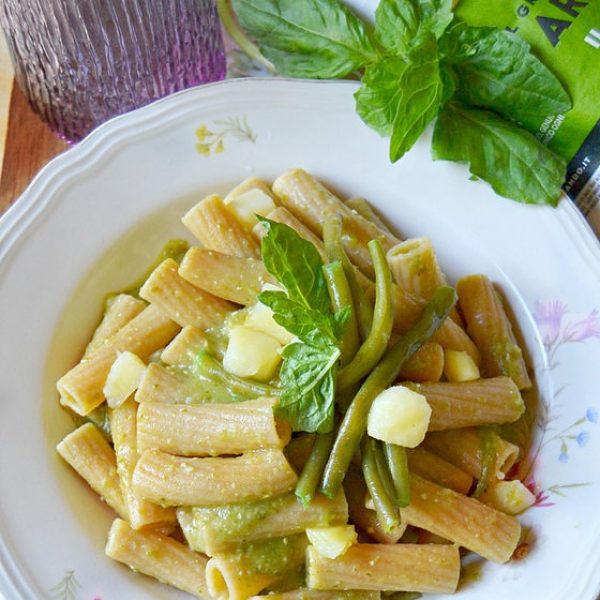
[{"left": 55, "top": 170, "right": 535, "bottom": 600}]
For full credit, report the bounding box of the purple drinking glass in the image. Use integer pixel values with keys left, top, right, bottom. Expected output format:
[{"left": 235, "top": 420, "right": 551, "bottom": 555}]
[{"left": 0, "top": 0, "right": 226, "bottom": 142}]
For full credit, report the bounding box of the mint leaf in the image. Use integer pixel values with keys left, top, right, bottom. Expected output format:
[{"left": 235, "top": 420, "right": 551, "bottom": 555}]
[
  {"left": 231, "top": 0, "right": 377, "bottom": 78},
  {"left": 443, "top": 24, "right": 572, "bottom": 133},
  {"left": 276, "top": 343, "right": 339, "bottom": 433},
  {"left": 389, "top": 35, "right": 444, "bottom": 161},
  {"left": 432, "top": 101, "right": 567, "bottom": 206},
  {"left": 259, "top": 218, "right": 330, "bottom": 310},
  {"left": 375, "top": 0, "right": 452, "bottom": 54}
]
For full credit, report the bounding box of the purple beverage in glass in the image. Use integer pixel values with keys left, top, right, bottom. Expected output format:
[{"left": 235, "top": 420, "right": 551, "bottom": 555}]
[{"left": 0, "top": 0, "right": 226, "bottom": 141}]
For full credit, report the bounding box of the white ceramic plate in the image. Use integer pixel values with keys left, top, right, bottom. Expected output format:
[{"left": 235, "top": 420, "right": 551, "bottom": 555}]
[{"left": 1, "top": 79, "right": 599, "bottom": 600}]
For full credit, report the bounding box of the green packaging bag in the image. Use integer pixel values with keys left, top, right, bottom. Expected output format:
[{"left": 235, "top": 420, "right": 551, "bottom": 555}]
[{"left": 455, "top": 0, "right": 600, "bottom": 233}]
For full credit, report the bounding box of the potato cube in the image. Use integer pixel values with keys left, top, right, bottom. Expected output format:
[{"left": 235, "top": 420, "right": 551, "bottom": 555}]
[
  {"left": 482, "top": 480, "right": 536, "bottom": 515},
  {"left": 103, "top": 351, "right": 147, "bottom": 408},
  {"left": 306, "top": 525, "right": 357, "bottom": 559},
  {"left": 367, "top": 386, "right": 431, "bottom": 448},
  {"left": 444, "top": 350, "right": 480, "bottom": 382},
  {"left": 225, "top": 188, "right": 276, "bottom": 228},
  {"left": 223, "top": 326, "right": 282, "bottom": 381}
]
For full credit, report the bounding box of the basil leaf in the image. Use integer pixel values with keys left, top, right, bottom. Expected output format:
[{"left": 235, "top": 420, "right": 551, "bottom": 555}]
[
  {"left": 276, "top": 342, "right": 340, "bottom": 433},
  {"left": 259, "top": 218, "right": 330, "bottom": 311},
  {"left": 258, "top": 290, "right": 336, "bottom": 345},
  {"left": 375, "top": 0, "right": 452, "bottom": 54},
  {"left": 355, "top": 56, "right": 410, "bottom": 136},
  {"left": 232, "top": 0, "right": 377, "bottom": 78},
  {"left": 432, "top": 101, "right": 567, "bottom": 206},
  {"left": 389, "top": 35, "right": 444, "bottom": 161},
  {"left": 444, "top": 25, "right": 572, "bottom": 132}
]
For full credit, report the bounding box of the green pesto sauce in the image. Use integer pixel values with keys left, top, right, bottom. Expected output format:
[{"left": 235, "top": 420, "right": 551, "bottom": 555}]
[
  {"left": 166, "top": 364, "right": 245, "bottom": 404},
  {"left": 232, "top": 534, "right": 306, "bottom": 576},
  {"left": 74, "top": 404, "right": 111, "bottom": 441},
  {"left": 190, "top": 494, "right": 289, "bottom": 539},
  {"left": 104, "top": 239, "right": 189, "bottom": 308},
  {"left": 489, "top": 339, "right": 524, "bottom": 382}
]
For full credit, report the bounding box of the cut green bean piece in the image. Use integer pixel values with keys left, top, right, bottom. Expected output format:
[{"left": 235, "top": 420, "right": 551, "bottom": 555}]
[
  {"left": 384, "top": 443, "right": 411, "bottom": 508},
  {"left": 320, "top": 286, "right": 457, "bottom": 498},
  {"left": 362, "top": 436, "right": 400, "bottom": 532},
  {"left": 323, "top": 216, "right": 373, "bottom": 341},
  {"left": 196, "top": 350, "right": 280, "bottom": 399},
  {"left": 323, "top": 261, "right": 359, "bottom": 366},
  {"left": 337, "top": 240, "right": 394, "bottom": 392},
  {"left": 295, "top": 431, "right": 336, "bottom": 506},
  {"left": 472, "top": 426, "right": 497, "bottom": 498}
]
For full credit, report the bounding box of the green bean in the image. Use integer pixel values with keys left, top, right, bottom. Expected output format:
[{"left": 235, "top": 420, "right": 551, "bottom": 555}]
[
  {"left": 322, "top": 216, "right": 373, "bottom": 340},
  {"left": 384, "top": 443, "right": 411, "bottom": 507},
  {"left": 196, "top": 350, "right": 280, "bottom": 398},
  {"left": 361, "top": 436, "right": 400, "bottom": 531},
  {"left": 323, "top": 261, "right": 359, "bottom": 366},
  {"left": 337, "top": 239, "right": 394, "bottom": 392},
  {"left": 374, "top": 440, "right": 398, "bottom": 506},
  {"left": 472, "top": 426, "right": 497, "bottom": 498},
  {"left": 295, "top": 431, "right": 335, "bottom": 506},
  {"left": 320, "top": 286, "right": 457, "bottom": 498}
]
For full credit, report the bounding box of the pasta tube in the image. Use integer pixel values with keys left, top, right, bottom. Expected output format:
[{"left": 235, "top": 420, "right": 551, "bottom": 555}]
[
  {"left": 401, "top": 475, "right": 521, "bottom": 563},
  {"left": 423, "top": 427, "right": 520, "bottom": 480},
  {"left": 56, "top": 423, "right": 127, "bottom": 519},
  {"left": 139, "top": 258, "right": 234, "bottom": 329},
  {"left": 109, "top": 400, "right": 176, "bottom": 529},
  {"left": 249, "top": 591, "right": 380, "bottom": 600},
  {"left": 273, "top": 169, "right": 400, "bottom": 277},
  {"left": 398, "top": 342, "right": 444, "bottom": 382},
  {"left": 179, "top": 247, "right": 274, "bottom": 305},
  {"left": 105, "top": 519, "right": 209, "bottom": 598},
  {"left": 206, "top": 535, "right": 307, "bottom": 600},
  {"left": 406, "top": 377, "right": 525, "bottom": 431},
  {"left": 387, "top": 238, "right": 446, "bottom": 301},
  {"left": 457, "top": 274, "right": 531, "bottom": 389},
  {"left": 137, "top": 397, "right": 291, "bottom": 456},
  {"left": 346, "top": 196, "right": 394, "bottom": 236},
  {"left": 177, "top": 491, "right": 347, "bottom": 554},
  {"left": 57, "top": 304, "right": 180, "bottom": 415},
  {"left": 160, "top": 325, "right": 207, "bottom": 367},
  {"left": 132, "top": 448, "right": 298, "bottom": 506},
  {"left": 182, "top": 193, "right": 261, "bottom": 258},
  {"left": 306, "top": 543, "right": 460, "bottom": 593},
  {"left": 84, "top": 294, "right": 146, "bottom": 357},
  {"left": 254, "top": 206, "right": 328, "bottom": 262},
  {"left": 406, "top": 446, "right": 473, "bottom": 495}
]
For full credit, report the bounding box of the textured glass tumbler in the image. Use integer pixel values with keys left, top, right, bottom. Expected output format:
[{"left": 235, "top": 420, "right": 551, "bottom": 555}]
[{"left": 0, "top": 0, "right": 226, "bottom": 141}]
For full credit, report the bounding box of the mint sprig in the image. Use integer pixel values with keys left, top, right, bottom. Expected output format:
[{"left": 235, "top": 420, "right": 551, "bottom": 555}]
[
  {"left": 231, "top": 0, "right": 571, "bottom": 206},
  {"left": 258, "top": 218, "right": 349, "bottom": 433}
]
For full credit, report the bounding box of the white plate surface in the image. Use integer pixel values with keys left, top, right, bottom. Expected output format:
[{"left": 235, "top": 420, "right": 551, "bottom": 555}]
[{"left": 1, "top": 78, "right": 600, "bottom": 600}]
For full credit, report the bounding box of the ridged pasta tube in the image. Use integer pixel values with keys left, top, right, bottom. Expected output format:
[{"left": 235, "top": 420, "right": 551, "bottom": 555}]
[
  {"left": 182, "top": 193, "right": 261, "bottom": 258},
  {"left": 179, "top": 247, "right": 274, "bottom": 305},
  {"left": 423, "top": 427, "right": 520, "bottom": 480},
  {"left": 401, "top": 475, "right": 521, "bottom": 563},
  {"left": 177, "top": 491, "right": 347, "bottom": 554},
  {"left": 457, "top": 274, "right": 531, "bottom": 389},
  {"left": 105, "top": 519, "right": 209, "bottom": 598},
  {"left": 140, "top": 258, "right": 235, "bottom": 329},
  {"left": 57, "top": 305, "right": 180, "bottom": 415},
  {"left": 407, "top": 377, "right": 525, "bottom": 431},
  {"left": 136, "top": 397, "right": 291, "bottom": 456},
  {"left": 306, "top": 543, "right": 460, "bottom": 593},
  {"left": 132, "top": 448, "right": 298, "bottom": 506}
]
